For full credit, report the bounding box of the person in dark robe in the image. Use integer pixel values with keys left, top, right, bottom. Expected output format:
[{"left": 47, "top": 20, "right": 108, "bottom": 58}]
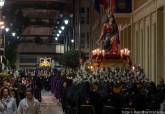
[
  {"left": 32, "top": 76, "right": 42, "bottom": 102},
  {"left": 90, "top": 83, "right": 102, "bottom": 114},
  {"left": 104, "top": 83, "right": 122, "bottom": 114},
  {"left": 17, "top": 82, "right": 26, "bottom": 100},
  {"left": 44, "top": 76, "right": 51, "bottom": 91}
]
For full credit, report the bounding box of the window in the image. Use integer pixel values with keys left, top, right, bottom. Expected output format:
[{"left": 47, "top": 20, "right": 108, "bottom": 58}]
[
  {"left": 80, "top": 17, "right": 85, "bottom": 24},
  {"left": 80, "top": 33, "right": 85, "bottom": 38},
  {"left": 80, "top": 33, "right": 85, "bottom": 48},
  {"left": 80, "top": 8, "right": 85, "bottom": 13},
  {"left": 86, "top": 8, "right": 89, "bottom": 24},
  {"left": 87, "top": 32, "right": 89, "bottom": 48},
  {"left": 20, "top": 57, "right": 37, "bottom": 63},
  {"left": 80, "top": 7, "right": 89, "bottom": 25}
]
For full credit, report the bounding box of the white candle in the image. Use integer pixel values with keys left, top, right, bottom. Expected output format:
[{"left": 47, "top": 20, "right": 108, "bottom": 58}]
[
  {"left": 102, "top": 50, "right": 105, "bottom": 56},
  {"left": 132, "top": 66, "right": 135, "bottom": 71},
  {"left": 120, "top": 49, "right": 124, "bottom": 57}
]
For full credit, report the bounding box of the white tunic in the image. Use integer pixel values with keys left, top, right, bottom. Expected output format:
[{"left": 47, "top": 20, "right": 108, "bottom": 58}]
[
  {"left": 0, "top": 100, "right": 5, "bottom": 113},
  {"left": 17, "top": 98, "right": 40, "bottom": 114},
  {"left": 0, "top": 97, "right": 17, "bottom": 114}
]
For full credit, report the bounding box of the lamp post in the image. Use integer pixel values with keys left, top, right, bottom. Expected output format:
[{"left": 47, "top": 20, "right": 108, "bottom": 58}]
[{"left": 71, "top": 39, "right": 74, "bottom": 49}]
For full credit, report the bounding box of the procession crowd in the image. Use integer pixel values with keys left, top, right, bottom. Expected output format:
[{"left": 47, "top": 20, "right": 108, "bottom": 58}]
[
  {"left": 0, "top": 69, "right": 52, "bottom": 114},
  {"left": 51, "top": 67, "right": 165, "bottom": 114},
  {"left": 0, "top": 66, "right": 165, "bottom": 114}
]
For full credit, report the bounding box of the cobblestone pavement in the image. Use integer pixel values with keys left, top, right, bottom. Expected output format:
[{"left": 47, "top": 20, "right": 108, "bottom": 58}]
[{"left": 41, "top": 90, "right": 64, "bottom": 114}]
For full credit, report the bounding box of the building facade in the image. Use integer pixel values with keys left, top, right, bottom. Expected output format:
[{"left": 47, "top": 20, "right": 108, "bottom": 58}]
[
  {"left": 120, "top": 0, "right": 165, "bottom": 84},
  {"left": 74, "top": 0, "right": 91, "bottom": 57}
]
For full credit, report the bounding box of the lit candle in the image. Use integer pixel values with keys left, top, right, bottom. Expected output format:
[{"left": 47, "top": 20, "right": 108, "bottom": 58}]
[
  {"left": 98, "top": 49, "right": 101, "bottom": 55},
  {"left": 125, "top": 49, "right": 128, "bottom": 55},
  {"left": 102, "top": 50, "right": 105, "bottom": 56},
  {"left": 92, "top": 49, "right": 97, "bottom": 55},
  {"left": 96, "top": 49, "right": 100, "bottom": 55},
  {"left": 132, "top": 66, "right": 135, "bottom": 71},
  {"left": 120, "top": 49, "right": 124, "bottom": 57},
  {"left": 124, "top": 48, "right": 127, "bottom": 55},
  {"left": 127, "top": 50, "right": 130, "bottom": 55}
]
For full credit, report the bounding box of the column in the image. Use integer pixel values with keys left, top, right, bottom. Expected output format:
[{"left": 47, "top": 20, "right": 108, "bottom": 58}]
[
  {"left": 151, "top": 12, "right": 156, "bottom": 82},
  {"left": 136, "top": 22, "right": 140, "bottom": 65},
  {"left": 131, "top": 25, "right": 134, "bottom": 63},
  {"left": 131, "top": 23, "right": 135, "bottom": 63},
  {"left": 144, "top": 17, "right": 149, "bottom": 79},
  {"left": 127, "top": 26, "right": 131, "bottom": 50},
  {"left": 156, "top": 7, "right": 164, "bottom": 84},
  {"left": 134, "top": 23, "right": 137, "bottom": 64},
  {"left": 139, "top": 21, "right": 143, "bottom": 66},
  {"left": 148, "top": 15, "right": 151, "bottom": 80},
  {"left": 122, "top": 30, "right": 125, "bottom": 48},
  {"left": 126, "top": 27, "right": 129, "bottom": 48},
  {"left": 140, "top": 19, "right": 144, "bottom": 68}
]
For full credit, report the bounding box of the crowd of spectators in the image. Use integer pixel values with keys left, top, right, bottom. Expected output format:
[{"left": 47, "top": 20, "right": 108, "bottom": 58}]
[{"left": 0, "top": 68, "right": 53, "bottom": 114}]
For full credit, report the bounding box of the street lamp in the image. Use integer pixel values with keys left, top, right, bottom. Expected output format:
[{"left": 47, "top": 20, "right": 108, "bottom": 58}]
[
  {"left": 17, "top": 36, "right": 20, "bottom": 39},
  {"left": 61, "top": 26, "right": 65, "bottom": 30},
  {"left": 64, "top": 19, "right": 69, "bottom": 25},
  {"left": 71, "top": 39, "right": 75, "bottom": 49},
  {"left": 58, "top": 30, "right": 62, "bottom": 33},
  {"left": 70, "top": 14, "right": 73, "bottom": 18},
  {"left": 55, "top": 37, "right": 58, "bottom": 41},
  {"left": 57, "top": 34, "right": 60, "bottom": 37},
  {"left": 5, "top": 27, "right": 9, "bottom": 32},
  {"left": 60, "top": 14, "right": 63, "bottom": 18},
  {"left": 12, "top": 32, "right": 16, "bottom": 37},
  {"left": 0, "top": 0, "right": 5, "bottom": 8},
  {"left": 71, "top": 39, "right": 74, "bottom": 43}
]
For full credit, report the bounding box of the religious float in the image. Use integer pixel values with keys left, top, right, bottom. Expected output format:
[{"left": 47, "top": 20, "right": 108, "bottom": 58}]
[
  {"left": 38, "top": 57, "right": 55, "bottom": 77},
  {"left": 89, "top": 11, "right": 132, "bottom": 70},
  {"left": 39, "top": 57, "right": 52, "bottom": 68}
]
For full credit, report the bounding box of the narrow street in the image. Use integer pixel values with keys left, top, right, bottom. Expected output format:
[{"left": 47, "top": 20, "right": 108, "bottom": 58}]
[{"left": 41, "top": 90, "right": 64, "bottom": 114}]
